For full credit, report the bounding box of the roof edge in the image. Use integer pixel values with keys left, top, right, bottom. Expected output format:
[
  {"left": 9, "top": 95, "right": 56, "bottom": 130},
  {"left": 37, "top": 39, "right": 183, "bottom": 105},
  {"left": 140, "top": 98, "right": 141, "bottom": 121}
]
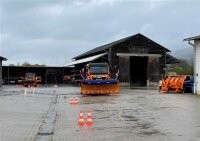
[
  {"left": 0, "top": 56, "right": 7, "bottom": 61},
  {"left": 183, "top": 35, "right": 200, "bottom": 41}
]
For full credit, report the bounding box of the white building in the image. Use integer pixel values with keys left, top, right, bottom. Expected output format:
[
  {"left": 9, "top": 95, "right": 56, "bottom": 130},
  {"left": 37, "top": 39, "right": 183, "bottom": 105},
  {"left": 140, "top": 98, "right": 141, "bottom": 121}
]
[{"left": 184, "top": 35, "right": 200, "bottom": 94}]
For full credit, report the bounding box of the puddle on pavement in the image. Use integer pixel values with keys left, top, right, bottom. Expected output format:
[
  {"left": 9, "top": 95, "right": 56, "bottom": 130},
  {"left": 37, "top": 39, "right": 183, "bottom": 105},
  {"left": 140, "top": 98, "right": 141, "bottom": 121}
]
[
  {"left": 139, "top": 129, "right": 161, "bottom": 136},
  {"left": 122, "top": 115, "right": 138, "bottom": 121}
]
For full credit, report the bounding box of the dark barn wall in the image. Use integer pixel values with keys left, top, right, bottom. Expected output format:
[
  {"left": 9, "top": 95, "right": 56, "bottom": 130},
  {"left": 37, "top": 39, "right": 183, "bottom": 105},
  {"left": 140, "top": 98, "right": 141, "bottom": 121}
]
[
  {"left": 159, "top": 51, "right": 166, "bottom": 77},
  {"left": 2, "top": 66, "right": 68, "bottom": 84},
  {"left": 118, "top": 56, "right": 130, "bottom": 83},
  {"left": 46, "top": 68, "right": 64, "bottom": 84},
  {"left": 109, "top": 47, "right": 119, "bottom": 78},
  {"left": 147, "top": 56, "right": 160, "bottom": 87}
]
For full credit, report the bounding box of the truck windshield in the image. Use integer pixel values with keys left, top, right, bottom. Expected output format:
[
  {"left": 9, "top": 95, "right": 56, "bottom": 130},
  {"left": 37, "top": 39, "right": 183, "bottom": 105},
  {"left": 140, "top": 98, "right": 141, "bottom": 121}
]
[
  {"left": 25, "top": 73, "right": 35, "bottom": 79},
  {"left": 90, "top": 66, "right": 108, "bottom": 74}
]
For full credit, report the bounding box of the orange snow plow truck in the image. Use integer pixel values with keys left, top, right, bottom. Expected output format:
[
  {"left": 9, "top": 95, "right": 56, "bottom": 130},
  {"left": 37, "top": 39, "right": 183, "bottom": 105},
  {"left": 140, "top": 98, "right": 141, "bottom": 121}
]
[
  {"left": 24, "top": 72, "right": 37, "bottom": 87},
  {"left": 80, "top": 63, "right": 119, "bottom": 94}
]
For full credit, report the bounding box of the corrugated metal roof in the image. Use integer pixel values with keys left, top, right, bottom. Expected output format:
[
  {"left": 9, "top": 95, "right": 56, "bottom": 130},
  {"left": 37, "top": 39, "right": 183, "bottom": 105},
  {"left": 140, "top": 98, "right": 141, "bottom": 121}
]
[
  {"left": 183, "top": 35, "right": 200, "bottom": 41},
  {"left": 0, "top": 56, "right": 7, "bottom": 61},
  {"left": 73, "top": 33, "right": 170, "bottom": 60},
  {"left": 65, "top": 53, "right": 107, "bottom": 67},
  {"left": 166, "top": 54, "right": 181, "bottom": 64}
]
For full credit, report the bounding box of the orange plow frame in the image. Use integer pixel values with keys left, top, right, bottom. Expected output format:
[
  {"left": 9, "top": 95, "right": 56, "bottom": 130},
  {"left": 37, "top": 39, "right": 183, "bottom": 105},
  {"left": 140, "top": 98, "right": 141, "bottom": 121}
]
[
  {"left": 81, "top": 81, "right": 119, "bottom": 94},
  {"left": 161, "top": 76, "right": 187, "bottom": 93}
]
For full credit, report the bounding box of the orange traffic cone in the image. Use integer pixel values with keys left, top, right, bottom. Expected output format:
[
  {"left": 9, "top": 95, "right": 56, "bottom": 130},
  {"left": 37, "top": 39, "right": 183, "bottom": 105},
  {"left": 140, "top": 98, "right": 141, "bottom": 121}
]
[
  {"left": 86, "top": 109, "right": 94, "bottom": 125},
  {"left": 74, "top": 97, "right": 78, "bottom": 104},
  {"left": 70, "top": 97, "right": 74, "bottom": 104},
  {"left": 77, "top": 110, "right": 85, "bottom": 125}
]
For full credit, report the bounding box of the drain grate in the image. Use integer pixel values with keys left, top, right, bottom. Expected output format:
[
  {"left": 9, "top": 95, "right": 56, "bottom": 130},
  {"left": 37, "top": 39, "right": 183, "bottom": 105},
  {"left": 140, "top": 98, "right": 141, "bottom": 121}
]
[{"left": 34, "top": 94, "right": 58, "bottom": 141}]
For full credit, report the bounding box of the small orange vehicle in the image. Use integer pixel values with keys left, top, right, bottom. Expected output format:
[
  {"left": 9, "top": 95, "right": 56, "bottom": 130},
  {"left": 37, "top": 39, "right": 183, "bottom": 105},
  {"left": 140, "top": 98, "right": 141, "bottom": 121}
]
[
  {"left": 16, "top": 77, "right": 24, "bottom": 84},
  {"left": 36, "top": 76, "right": 42, "bottom": 84}
]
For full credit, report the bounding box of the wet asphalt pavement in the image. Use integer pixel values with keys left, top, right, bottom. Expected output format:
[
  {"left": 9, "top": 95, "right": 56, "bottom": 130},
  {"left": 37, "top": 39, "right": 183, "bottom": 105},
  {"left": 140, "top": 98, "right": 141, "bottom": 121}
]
[{"left": 0, "top": 85, "right": 200, "bottom": 141}]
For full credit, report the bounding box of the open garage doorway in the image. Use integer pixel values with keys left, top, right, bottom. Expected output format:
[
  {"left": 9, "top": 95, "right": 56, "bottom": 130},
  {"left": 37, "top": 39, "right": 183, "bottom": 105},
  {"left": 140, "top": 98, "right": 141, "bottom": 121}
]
[{"left": 130, "top": 56, "right": 148, "bottom": 87}]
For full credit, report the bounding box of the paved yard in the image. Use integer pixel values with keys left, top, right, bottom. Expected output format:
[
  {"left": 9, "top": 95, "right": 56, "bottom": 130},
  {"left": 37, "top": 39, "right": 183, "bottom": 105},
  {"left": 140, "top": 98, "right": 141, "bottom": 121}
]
[{"left": 1, "top": 85, "right": 200, "bottom": 141}]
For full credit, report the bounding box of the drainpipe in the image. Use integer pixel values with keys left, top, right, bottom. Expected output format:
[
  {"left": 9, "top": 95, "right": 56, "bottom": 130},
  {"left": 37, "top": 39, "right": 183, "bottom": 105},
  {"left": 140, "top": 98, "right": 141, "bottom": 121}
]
[{"left": 186, "top": 41, "right": 196, "bottom": 94}]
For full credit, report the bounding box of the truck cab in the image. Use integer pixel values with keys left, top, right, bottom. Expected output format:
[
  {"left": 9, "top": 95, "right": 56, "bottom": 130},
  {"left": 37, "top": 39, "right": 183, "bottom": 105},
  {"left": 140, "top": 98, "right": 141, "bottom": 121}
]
[{"left": 85, "top": 63, "right": 110, "bottom": 80}]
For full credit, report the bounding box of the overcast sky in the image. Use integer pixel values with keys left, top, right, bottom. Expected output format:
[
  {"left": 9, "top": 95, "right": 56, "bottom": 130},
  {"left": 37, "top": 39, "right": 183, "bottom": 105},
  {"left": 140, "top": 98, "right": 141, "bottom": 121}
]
[{"left": 0, "top": 0, "right": 200, "bottom": 66}]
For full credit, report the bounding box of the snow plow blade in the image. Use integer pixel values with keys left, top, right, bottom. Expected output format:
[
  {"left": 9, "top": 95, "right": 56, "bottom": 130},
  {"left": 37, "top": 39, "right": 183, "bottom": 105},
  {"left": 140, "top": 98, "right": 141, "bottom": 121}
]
[
  {"left": 81, "top": 80, "right": 119, "bottom": 94},
  {"left": 161, "top": 75, "right": 192, "bottom": 93}
]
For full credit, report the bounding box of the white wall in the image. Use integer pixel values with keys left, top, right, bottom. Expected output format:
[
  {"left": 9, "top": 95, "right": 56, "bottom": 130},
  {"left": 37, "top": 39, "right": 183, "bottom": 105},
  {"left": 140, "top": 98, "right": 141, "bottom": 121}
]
[
  {"left": 195, "top": 40, "right": 200, "bottom": 94},
  {"left": 0, "top": 61, "right": 2, "bottom": 86}
]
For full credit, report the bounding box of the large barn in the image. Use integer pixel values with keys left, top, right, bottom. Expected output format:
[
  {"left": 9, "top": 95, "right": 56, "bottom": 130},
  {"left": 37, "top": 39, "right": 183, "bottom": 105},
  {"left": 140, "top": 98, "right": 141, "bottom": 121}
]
[
  {"left": 184, "top": 35, "right": 200, "bottom": 94},
  {"left": 66, "top": 33, "right": 179, "bottom": 88}
]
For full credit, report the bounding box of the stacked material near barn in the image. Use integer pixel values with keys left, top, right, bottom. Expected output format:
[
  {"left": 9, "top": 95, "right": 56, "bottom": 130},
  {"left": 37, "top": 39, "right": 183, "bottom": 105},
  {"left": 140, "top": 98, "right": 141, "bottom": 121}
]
[{"left": 161, "top": 75, "right": 193, "bottom": 93}]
